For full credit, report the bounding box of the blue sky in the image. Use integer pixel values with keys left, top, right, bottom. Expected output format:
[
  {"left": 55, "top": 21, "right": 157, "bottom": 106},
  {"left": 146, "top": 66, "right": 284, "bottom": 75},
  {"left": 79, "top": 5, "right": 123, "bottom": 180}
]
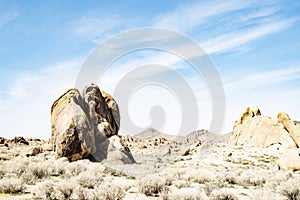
[{"left": 1, "top": 0, "right": 300, "bottom": 138}]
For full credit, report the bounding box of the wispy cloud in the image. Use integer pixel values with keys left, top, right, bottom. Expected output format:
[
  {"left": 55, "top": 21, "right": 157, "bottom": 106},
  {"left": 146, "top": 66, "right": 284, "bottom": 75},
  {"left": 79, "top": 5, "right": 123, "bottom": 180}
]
[
  {"left": 225, "top": 65, "right": 300, "bottom": 92},
  {"left": 202, "top": 18, "right": 297, "bottom": 54},
  {"left": 0, "top": 10, "right": 19, "bottom": 29},
  {"left": 153, "top": 0, "right": 252, "bottom": 32},
  {"left": 152, "top": 0, "right": 295, "bottom": 55},
  {"left": 0, "top": 58, "right": 81, "bottom": 138}
]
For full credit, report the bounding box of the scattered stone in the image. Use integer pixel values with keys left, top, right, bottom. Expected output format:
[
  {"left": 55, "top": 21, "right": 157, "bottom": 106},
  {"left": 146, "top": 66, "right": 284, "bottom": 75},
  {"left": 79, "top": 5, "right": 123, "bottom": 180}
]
[
  {"left": 161, "top": 147, "right": 171, "bottom": 156},
  {"left": 11, "top": 136, "right": 29, "bottom": 145},
  {"left": 42, "top": 143, "right": 53, "bottom": 151},
  {"left": 25, "top": 146, "right": 43, "bottom": 157},
  {"left": 181, "top": 148, "right": 190, "bottom": 156}
]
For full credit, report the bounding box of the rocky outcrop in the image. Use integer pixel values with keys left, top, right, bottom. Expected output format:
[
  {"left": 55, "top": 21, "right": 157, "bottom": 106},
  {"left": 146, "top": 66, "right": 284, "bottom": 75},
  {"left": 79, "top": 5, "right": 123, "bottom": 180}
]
[
  {"left": 51, "top": 84, "right": 135, "bottom": 163},
  {"left": 229, "top": 107, "right": 297, "bottom": 148},
  {"left": 277, "top": 112, "right": 300, "bottom": 148},
  {"left": 229, "top": 107, "right": 300, "bottom": 171}
]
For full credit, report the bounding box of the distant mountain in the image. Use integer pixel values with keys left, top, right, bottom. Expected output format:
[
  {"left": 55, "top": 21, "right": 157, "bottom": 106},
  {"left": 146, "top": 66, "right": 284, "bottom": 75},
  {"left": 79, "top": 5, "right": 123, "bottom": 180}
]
[
  {"left": 293, "top": 121, "right": 300, "bottom": 125},
  {"left": 133, "top": 128, "right": 185, "bottom": 141}
]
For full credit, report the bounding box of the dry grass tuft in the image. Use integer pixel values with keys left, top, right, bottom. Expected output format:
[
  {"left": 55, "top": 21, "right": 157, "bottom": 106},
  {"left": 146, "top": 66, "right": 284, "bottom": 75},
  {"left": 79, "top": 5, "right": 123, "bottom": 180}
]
[
  {"left": 93, "top": 183, "right": 125, "bottom": 200},
  {"left": 210, "top": 189, "right": 238, "bottom": 200},
  {"left": 279, "top": 179, "right": 300, "bottom": 200},
  {"left": 138, "top": 174, "right": 168, "bottom": 196},
  {"left": 0, "top": 178, "right": 24, "bottom": 194}
]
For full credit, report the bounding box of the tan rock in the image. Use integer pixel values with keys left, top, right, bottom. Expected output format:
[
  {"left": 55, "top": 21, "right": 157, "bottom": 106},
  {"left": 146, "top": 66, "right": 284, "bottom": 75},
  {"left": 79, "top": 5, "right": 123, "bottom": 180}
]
[
  {"left": 25, "top": 146, "right": 43, "bottom": 157},
  {"left": 101, "top": 90, "right": 120, "bottom": 131},
  {"left": 51, "top": 88, "right": 96, "bottom": 161},
  {"left": 229, "top": 107, "right": 296, "bottom": 148},
  {"left": 277, "top": 112, "right": 300, "bottom": 148},
  {"left": 11, "top": 136, "right": 29, "bottom": 145},
  {"left": 181, "top": 148, "right": 190, "bottom": 156},
  {"left": 51, "top": 84, "right": 134, "bottom": 164},
  {"left": 278, "top": 148, "right": 300, "bottom": 171},
  {"left": 235, "top": 107, "right": 261, "bottom": 125}
]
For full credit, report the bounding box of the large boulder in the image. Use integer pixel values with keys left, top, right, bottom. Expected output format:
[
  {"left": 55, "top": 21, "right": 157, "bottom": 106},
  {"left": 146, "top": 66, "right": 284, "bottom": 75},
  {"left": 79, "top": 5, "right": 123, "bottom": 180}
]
[
  {"left": 51, "top": 88, "right": 96, "bottom": 161},
  {"left": 229, "top": 107, "right": 297, "bottom": 148},
  {"left": 51, "top": 84, "right": 135, "bottom": 163},
  {"left": 278, "top": 148, "right": 300, "bottom": 171}
]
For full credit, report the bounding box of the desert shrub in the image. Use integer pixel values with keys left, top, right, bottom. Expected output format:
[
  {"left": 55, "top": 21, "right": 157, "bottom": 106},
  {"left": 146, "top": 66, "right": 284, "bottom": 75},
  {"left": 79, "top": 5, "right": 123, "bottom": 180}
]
[
  {"left": 265, "top": 170, "right": 293, "bottom": 191},
  {"left": 22, "top": 162, "right": 50, "bottom": 184},
  {"left": 173, "top": 180, "right": 190, "bottom": 189},
  {"left": 76, "top": 170, "right": 103, "bottom": 189},
  {"left": 157, "top": 171, "right": 177, "bottom": 186},
  {"left": 36, "top": 179, "right": 76, "bottom": 200},
  {"left": 138, "top": 174, "right": 168, "bottom": 196},
  {"left": 65, "top": 160, "right": 88, "bottom": 177},
  {"left": 73, "top": 186, "right": 93, "bottom": 200},
  {"left": 36, "top": 180, "right": 55, "bottom": 199},
  {"left": 238, "top": 170, "right": 266, "bottom": 187},
  {"left": 103, "top": 166, "right": 132, "bottom": 178},
  {"left": 0, "top": 178, "right": 24, "bottom": 194},
  {"left": 210, "top": 189, "right": 238, "bottom": 200},
  {"left": 167, "top": 187, "right": 208, "bottom": 200},
  {"left": 185, "top": 169, "right": 214, "bottom": 184},
  {"left": 6, "top": 157, "right": 30, "bottom": 177},
  {"left": 279, "top": 179, "right": 300, "bottom": 200},
  {"left": 218, "top": 172, "right": 239, "bottom": 185},
  {"left": 51, "top": 158, "right": 68, "bottom": 176},
  {"left": 0, "top": 171, "right": 5, "bottom": 179},
  {"left": 93, "top": 183, "right": 125, "bottom": 200},
  {"left": 55, "top": 180, "right": 74, "bottom": 199}
]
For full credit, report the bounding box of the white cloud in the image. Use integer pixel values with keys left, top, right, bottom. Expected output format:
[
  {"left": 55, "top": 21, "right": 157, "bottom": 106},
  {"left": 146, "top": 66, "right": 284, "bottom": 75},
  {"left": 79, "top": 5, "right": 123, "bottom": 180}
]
[
  {"left": 225, "top": 66, "right": 300, "bottom": 92},
  {"left": 0, "top": 58, "right": 81, "bottom": 139},
  {"left": 154, "top": 0, "right": 252, "bottom": 32},
  {"left": 202, "top": 18, "right": 296, "bottom": 54}
]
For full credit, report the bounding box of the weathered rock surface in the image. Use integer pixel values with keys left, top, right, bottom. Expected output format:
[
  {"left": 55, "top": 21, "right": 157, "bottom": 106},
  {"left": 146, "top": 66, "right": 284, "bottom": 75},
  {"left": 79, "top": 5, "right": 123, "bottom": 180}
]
[
  {"left": 277, "top": 112, "right": 300, "bottom": 148},
  {"left": 51, "top": 84, "right": 135, "bottom": 163},
  {"left": 278, "top": 148, "right": 300, "bottom": 171},
  {"left": 106, "top": 136, "right": 136, "bottom": 164},
  {"left": 229, "top": 107, "right": 297, "bottom": 148}
]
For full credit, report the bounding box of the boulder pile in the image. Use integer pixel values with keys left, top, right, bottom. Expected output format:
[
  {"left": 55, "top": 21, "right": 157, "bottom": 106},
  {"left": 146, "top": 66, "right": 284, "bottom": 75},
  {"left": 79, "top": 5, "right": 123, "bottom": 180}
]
[{"left": 51, "top": 84, "right": 135, "bottom": 164}]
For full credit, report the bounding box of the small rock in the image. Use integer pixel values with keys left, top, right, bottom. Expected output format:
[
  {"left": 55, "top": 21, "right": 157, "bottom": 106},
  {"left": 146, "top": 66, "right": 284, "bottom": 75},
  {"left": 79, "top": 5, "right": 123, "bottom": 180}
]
[
  {"left": 25, "top": 147, "right": 43, "bottom": 157},
  {"left": 12, "top": 136, "right": 29, "bottom": 145},
  {"left": 161, "top": 147, "right": 171, "bottom": 156},
  {"left": 181, "top": 148, "right": 190, "bottom": 156}
]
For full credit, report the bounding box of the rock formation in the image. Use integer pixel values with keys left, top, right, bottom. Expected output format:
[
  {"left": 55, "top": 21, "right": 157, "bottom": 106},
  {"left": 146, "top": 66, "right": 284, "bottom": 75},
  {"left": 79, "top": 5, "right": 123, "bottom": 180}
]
[
  {"left": 229, "top": 107, "right": 300, "bottom": 171},
  {"left": 277, "top": 112, "right": 300, "bottom": 148},
  {"left": 229, "top": 107, "right": 297, "bottom": 148},
  {"left": 51, "top": 84, "right": 135, "bottom": 163}
]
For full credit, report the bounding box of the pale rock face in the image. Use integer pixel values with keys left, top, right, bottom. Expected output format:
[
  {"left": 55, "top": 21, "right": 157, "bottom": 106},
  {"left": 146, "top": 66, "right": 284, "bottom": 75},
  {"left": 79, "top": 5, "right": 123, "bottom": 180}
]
[
  {"left": 229, "top": 107, "right": 296, "bottom": 148},
  {"left": 51, "top": 88, "right": 96, "bottom": 161},
  {"left": 51, "top": 84, "right": 135, "bottom": 164},
  {"left": 105, "top": 136, "right": 136, "bottom": 164},
  {"left": 278, "top": 148, "right": 300, "bottom": 171},
  {"left": 277, "top": 112, "right": 300, "bottom": 148}
]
